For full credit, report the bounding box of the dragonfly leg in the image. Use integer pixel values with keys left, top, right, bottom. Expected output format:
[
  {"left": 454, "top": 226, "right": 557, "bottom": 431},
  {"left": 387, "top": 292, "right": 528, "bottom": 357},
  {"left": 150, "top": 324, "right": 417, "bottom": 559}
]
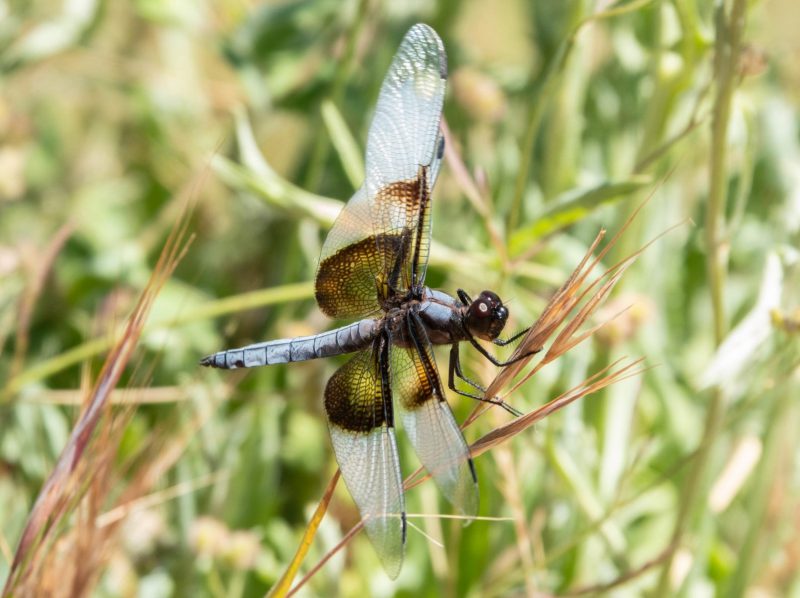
[
  {"left": 456, "top": 288, "right": 472, "bottom": 306},
  {"left": 447, "top": 344, "right": 522, "bottom": 417},
  {"left": 466, "top": 334, "right": 540, "bottom": 367},
  {"left": 492, "top": 326, "right": 531, "bottom": 346}
]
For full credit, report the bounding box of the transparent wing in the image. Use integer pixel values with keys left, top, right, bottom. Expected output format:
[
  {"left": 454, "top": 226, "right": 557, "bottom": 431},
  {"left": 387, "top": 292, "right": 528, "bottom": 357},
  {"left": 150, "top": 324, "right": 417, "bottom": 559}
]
[
  {"left": 367, "top": 23, "right": 446, "bottom": 289},
  {"left": 390, "top": 315, "right": 479, "bottom": 519},
  {"left": 315, "top": 24, "right": 447, "bottom": 317},
  {"left": 323, "top": 344, "right": 406, "bottom": 579}
]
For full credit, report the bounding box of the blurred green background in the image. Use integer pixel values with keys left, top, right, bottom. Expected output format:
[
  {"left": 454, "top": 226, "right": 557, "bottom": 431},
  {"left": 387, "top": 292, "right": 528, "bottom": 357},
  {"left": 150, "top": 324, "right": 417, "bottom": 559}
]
[{"left": 2, "top": 0, "right": 800, "bottom": 595}]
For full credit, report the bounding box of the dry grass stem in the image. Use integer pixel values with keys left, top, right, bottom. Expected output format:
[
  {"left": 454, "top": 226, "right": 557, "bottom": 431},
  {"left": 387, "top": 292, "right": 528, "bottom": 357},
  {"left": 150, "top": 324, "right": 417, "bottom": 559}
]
[
  {"left": 270, "top": 469, "right": 341, "bottom": 598},
  {"left": 477, "top": 204, "right": 686, "bottom": 421},
  {"left": 565, "top": 542, "right": 676, "bottom": 596},
  {"left": 97, "top": 470, "right": 228, "bottom": 528},
  {"left": 10, "top": 222, "right": 75, "bottom": 383},
  {"left": 287, "top": 506, "right": 364, "bottom": 598},
  {"left": 442, "top": 119, "right": 508, "bottom": 265},
  {"left": 25, "top": 385, "right": 192, "bottom": 405},
  {"left": 472, "top": 358, "right": 648, "bottom": 458},
  {"left": 493, "top": 445, "right": 537, "bottom": 596},
  {"left": 3, "top": 201, "right": 193, "bottom": 596}
]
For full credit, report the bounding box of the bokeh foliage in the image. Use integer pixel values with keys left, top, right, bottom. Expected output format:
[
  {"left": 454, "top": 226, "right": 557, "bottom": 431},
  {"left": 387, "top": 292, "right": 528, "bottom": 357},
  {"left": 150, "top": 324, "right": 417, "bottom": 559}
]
[{"left": 2, "top": 0, "right": 800, "bottom": 596}]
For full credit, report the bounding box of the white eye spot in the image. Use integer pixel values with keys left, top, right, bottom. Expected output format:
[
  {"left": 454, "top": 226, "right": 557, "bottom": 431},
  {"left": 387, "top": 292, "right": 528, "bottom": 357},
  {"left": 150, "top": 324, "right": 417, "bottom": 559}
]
[{"left": 478, "top": 302, "right": 489, "bottom": 313}]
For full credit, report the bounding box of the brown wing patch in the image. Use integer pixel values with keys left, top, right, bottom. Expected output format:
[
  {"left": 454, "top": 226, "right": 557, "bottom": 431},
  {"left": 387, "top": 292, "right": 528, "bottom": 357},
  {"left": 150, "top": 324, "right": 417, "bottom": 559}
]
[
  {"left": 316, "top": 236, "right": 388, "bottom": 319},
  {"left": 391, "top": 310, "right": 441, "bottom": 410},
  {"left": 315, "top": 233, "right": 407, "bottom": 318},
  {"left": 315, "top": 177, "right": 424, "bottom": 319},
  {"left": 375, "top": 174, "right": 426, "bottom": 291},
  {"left": 374, "top": 178, "right": 423, "bottom": 220},
  {"left": 392, "top": 343, "right": 436, "bottom": 410}
]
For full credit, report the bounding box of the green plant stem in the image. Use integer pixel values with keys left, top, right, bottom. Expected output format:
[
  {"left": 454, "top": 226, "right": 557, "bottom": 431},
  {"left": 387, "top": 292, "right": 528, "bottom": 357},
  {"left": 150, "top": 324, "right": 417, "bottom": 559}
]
[
  {"left": 706, "top": 0, "right": 746, "bottom": 346},
  {"left": 507, "top": 2, "right": 585, "bottom": 233},
  {"left": 726, "top": 383, "right": 793, "bottom": 595},
  {"left": 507, "top": 0, "right": 656, "bottom": 233},
  {"left": 654, "top": 389, "right": 725, "bottom": 596},
  {"left": 304, "top": 0, "right": 368, "bottom": 191},
  {"left": 654, "top": 0, "right": 748, "bottom": 594}
]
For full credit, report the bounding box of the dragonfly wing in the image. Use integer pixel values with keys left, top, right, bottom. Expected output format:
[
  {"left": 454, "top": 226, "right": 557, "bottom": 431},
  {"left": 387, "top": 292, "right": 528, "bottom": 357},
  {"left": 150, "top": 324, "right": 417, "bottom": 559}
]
[{"left": 324, "top": 340, "right": 406, "bottom": 578}]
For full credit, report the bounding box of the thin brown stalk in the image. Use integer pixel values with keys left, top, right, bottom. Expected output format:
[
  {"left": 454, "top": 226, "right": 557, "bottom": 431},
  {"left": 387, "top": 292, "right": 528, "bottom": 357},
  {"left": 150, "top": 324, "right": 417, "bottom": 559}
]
[
  {"left": 270, "top": 469, "right": 341, "bottom": 598},
  {"left": 480, "top": 210, "right": 686, "bottom": 416},
  {"left": 472, "top": 358, "right": 648, "bottom": 458},
  {"left": 442, "top": 119, "right": 508, "bottom": 267},
  {"left": 97, "top": 471, "right": 228, "bottom": 528},
  {"left": 26, "top": 385, "right": 190, "bottom": 405},
  {"left": 3, "top": 195, "right": 193, "bottom": 595},
  {"left": 10, "top": 222, "right": 74, "bottom": 381},
  {"left": 545, "top": 267, "right": 630, "bottom": 359},
  {"left": 287, "top": 517, "right": 364, "bottom": 597},
  {"left": 478, "top": 229, "right": 609, "bottom": 408},
  {"left": 565, "top": 541, "right": 676, "bottom": 596}
]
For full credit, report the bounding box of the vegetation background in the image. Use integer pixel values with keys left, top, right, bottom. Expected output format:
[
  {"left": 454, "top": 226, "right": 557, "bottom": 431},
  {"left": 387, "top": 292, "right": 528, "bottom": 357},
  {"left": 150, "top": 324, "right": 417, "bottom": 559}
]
[{"left": 1, "top": 0, "right": 799, "bottom": 596}]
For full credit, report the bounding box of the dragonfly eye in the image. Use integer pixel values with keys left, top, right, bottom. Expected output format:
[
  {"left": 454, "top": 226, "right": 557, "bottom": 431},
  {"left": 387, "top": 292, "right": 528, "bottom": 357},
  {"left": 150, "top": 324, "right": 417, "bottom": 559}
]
[{"left": 466, "top": 291, "right": 508, "bottom": 340}]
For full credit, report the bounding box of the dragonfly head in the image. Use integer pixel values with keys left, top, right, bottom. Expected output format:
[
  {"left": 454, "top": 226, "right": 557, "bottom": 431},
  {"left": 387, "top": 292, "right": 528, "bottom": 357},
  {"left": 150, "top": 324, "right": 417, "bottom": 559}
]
[{"left": 465, "top": 290, "right": 508, "bottom": 341}]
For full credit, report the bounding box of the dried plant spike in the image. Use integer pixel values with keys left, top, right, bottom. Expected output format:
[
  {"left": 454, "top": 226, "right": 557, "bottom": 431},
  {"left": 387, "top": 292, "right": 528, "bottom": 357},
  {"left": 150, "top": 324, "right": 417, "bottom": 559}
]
[
  {"left": 481, "top": 228, "right": 610, "bottom": 403},
  {"left": 481, "top": 206, "right": 683, "bottom": 411},
  {"left": 471, "top": 358, "right": 647, "bottom": 458},
  {"left": 3, "top": 190, "right": 194, "bottom": 596}
]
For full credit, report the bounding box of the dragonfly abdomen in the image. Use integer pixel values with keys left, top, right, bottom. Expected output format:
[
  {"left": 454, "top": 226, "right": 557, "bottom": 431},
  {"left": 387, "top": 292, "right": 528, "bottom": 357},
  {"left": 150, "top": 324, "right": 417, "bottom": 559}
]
[{"left": 200, "top": 319, "right": 379, "bottom": 369}]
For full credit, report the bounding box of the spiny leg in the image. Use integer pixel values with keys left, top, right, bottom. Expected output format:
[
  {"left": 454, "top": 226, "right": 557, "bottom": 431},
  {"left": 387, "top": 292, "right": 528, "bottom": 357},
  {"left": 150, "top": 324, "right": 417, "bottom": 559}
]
[
  {"left": 457, "top": 289, "right": 472, "bottom": 306},
  {"left": 451, "top": 344, "right": 488, "bottom": 394},
  {"left": 447, "top": 344, "right": 522, "bottom": 417},
  {"left": 492, "top": 326, "right": 531, "bottom": 347},
  {"left": 466, "top": 334, "right": 540, "bottom": 367}
]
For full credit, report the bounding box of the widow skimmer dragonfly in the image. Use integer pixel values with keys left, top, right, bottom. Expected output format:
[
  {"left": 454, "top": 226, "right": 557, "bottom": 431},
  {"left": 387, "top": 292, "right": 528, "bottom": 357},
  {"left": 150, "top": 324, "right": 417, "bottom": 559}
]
[{"left": 201, "top": 24, "right": 529, "bottom": 579}]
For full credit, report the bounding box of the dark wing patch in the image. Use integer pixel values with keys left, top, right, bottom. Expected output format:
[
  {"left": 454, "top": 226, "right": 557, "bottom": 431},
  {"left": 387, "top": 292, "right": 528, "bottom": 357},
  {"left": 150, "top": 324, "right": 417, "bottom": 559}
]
[
  {"left": 324, "top": 343, "right": 389, "bottom": 432},
  {"left": 323, "top": 344, "right": 406, "bottom": 578}
]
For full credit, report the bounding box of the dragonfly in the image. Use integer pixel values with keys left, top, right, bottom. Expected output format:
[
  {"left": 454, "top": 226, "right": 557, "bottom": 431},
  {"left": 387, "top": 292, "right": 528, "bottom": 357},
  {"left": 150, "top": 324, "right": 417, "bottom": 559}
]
[{"left": 201, "top": 23, "right": 530, "bottom": 579}]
